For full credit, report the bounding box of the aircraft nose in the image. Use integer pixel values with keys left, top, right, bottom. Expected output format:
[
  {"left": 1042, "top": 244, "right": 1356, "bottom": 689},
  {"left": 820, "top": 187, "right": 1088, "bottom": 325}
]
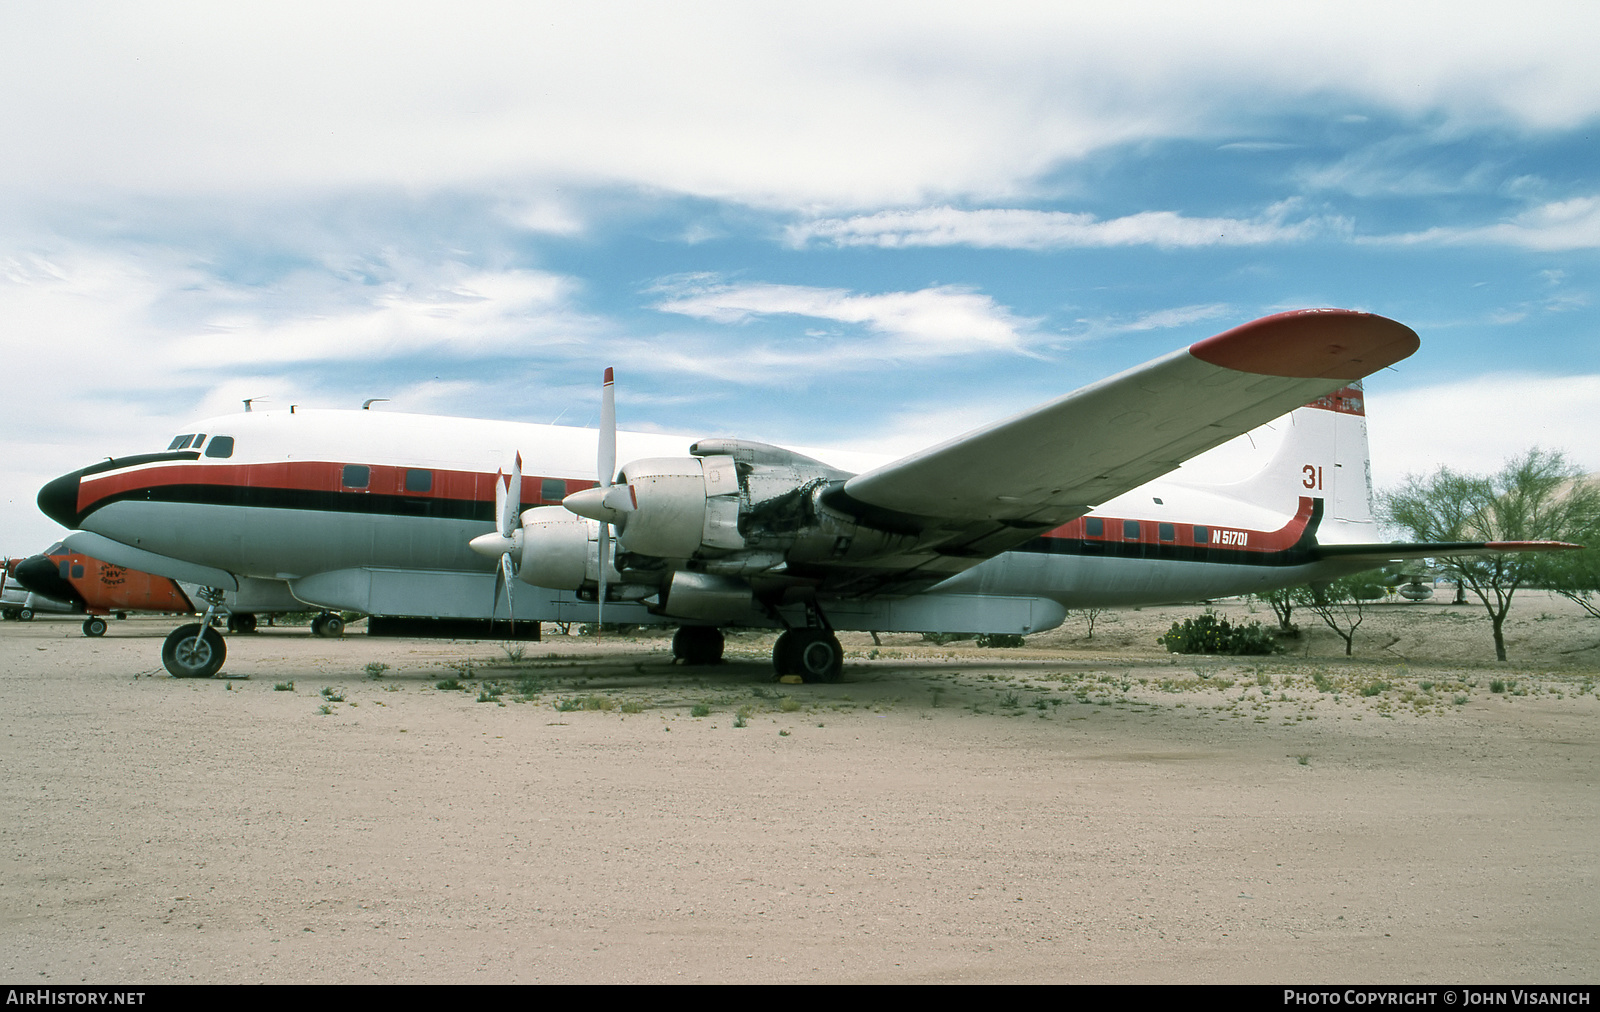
[
  {"left": 37, "top": 469, "right": 84, "bottom": 529},
  {"left": 13, "top": 553, "right": 84, "bottom": 608}
]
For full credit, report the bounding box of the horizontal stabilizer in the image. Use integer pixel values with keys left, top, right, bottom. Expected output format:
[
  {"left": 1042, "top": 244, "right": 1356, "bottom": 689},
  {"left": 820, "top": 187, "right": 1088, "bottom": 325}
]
[{"left": 1314, "top": 540, "right": 1583, "bottom": 566}]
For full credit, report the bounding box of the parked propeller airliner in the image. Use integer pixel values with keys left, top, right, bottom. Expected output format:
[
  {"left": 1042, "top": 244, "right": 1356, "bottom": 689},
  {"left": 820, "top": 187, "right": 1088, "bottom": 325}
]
[
  {"left": 8, "top": 543, "right": 304, "bottom": 637},
  {"left": 36, "top": 309, "right": 1568, "bottom": 681}
]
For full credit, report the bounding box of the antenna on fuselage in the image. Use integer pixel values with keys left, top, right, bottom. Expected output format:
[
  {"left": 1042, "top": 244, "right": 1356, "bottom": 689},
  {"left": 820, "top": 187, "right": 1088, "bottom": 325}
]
[
  {"left": 362, "top": 398, "right": 389, "bottom": 410},
  {"left": 242, "top": 397, "right": 268, "bottom": 413}
]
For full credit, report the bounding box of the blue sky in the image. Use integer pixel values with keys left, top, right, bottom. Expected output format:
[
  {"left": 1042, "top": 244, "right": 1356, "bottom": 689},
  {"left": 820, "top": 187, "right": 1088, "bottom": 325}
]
[{"left": 3, "top": 2, "right": 1598, "bottom": 551}]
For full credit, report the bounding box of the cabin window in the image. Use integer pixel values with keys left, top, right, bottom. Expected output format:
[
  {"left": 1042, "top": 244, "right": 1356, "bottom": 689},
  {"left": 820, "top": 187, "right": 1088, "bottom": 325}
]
[
  {"left": 541, "top": 478, "right": 567, "bottom": 503},
  {"left": 1193, "top": 526, "right": 1210, "bottom": 544},
  {"left": 342, "top": 465, "right": 370, "bottom": 489},
  {"left": 1158, "top": 523, "right": 1175, "bottom": 542},
  {"left": 405, "top": 468, "right": 433, "bottom": 493},
  {"left": 204, "top": 436, "right": 234, "bottom": 458},
  {"left": 1123, "top": 520, "right": 1141, "bottom": 539},
  {"left": 1084, "top": 517, "right": 1104, "bottom": 537}
]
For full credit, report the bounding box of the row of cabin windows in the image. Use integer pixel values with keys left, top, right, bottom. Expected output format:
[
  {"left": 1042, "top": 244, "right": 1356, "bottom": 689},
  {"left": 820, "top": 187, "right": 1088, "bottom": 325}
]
[
  {"left": 337, "top": 467, "right": 572, "bottom": 504},
  {"left": 166, "top": 434, "right": 235, "bottom": 458},
  {"left": 1083, "top": 517, "right": 1209, "bottom": 545},
  {"left": 341, "top": 465, "right": 433, "bottom": 492}
]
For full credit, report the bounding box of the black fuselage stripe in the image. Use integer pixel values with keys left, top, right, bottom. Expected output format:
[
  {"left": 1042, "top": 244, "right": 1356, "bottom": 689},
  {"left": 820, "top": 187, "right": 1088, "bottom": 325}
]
[
  {"left": 84, "top": 484, "right": 496, "bottom": 524},
  {"left": 82, "top": 484, "right": 1330, "bottom": 569}
]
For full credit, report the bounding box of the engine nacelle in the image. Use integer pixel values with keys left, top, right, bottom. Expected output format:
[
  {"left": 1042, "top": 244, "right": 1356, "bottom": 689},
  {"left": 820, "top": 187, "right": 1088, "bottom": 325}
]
[
  {"left": 611, "top": 455, "right": 744, "bottom": 558},
  {"left": 516, "top": 507, "right": 588, "bottom": 590},
  {"left": 515, "top": 506, "right": 632, "bottom": 592}
]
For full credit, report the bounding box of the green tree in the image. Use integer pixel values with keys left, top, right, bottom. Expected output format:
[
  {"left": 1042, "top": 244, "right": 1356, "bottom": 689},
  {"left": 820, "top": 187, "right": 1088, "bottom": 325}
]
[
  {"left": 1256, "top": 587, "right": 1299, "bottom": 634},
  {"left": 1295, "top": 571, "right": 1385, "bottom": 656},
  {"left": 1383, "top": 449, "right": 1600, "bottom": 662},
  {"left": 1534, "top": 544, "right": 1600, "bottom": 620}
]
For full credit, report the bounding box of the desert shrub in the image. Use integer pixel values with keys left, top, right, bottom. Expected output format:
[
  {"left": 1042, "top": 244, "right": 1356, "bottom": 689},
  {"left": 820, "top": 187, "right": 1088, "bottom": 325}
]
[
  {"left": 1159, "top": 611, "right": 1280, "bottom": 655},
  {"left": 920, "top": 632, "right": 975, "bottom": 645}
]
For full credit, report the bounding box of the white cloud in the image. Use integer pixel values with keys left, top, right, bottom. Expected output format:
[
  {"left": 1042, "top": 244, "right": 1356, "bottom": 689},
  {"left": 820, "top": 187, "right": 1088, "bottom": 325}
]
[
  {"left": 788, "top": 206, "right": 1328, "bottom": 250},
  {"left": 4, "top": 4, "right": 1599, "bottom": 209},
  {"left": 1367, "top": 375, "right": 1600, "bottom": 491},
  {"left": 653, "top": 280, "right": 1036, "bottom": 351},
  {"left": 167, "top": 267, "right": 594, "bottom": 365},
  {"left": 1373, "top": 196, "right": 1600, "bottom": 251},
  {"left": 1117, "top": 304, "right": 1234, "bottom": 332}
]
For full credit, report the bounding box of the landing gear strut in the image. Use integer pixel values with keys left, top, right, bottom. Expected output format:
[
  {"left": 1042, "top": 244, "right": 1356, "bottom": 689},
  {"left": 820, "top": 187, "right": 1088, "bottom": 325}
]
[
  {"left": 672, "top": 625, "right": 725, "bottom": 665},
  {"left": 163, "top": 587, "right": 229, "bottom": 678}
]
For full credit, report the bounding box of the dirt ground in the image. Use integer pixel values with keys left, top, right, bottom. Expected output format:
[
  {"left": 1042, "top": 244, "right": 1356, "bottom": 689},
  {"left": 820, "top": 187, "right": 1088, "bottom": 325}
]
[{"left": 1, "top": 592, "right": 1596, "bottom": 984}]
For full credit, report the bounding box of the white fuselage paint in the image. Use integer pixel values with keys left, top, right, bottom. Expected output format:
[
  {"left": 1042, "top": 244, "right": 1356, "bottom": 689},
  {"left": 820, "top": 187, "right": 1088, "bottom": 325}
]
[{"left": 67, "top": 397, "right": 1374, "bottom": 633}]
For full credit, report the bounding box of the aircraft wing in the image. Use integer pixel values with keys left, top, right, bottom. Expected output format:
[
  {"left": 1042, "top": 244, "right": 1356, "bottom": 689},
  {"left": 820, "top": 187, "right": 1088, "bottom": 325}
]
[{"left": 829, "top": 309, "right": 1419, "bottom": 533}]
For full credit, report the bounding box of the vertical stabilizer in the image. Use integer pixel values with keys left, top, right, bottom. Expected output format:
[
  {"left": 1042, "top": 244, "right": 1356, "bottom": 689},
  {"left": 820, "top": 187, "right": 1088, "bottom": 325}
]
[{"left": 1210, "top": 383, "right": 1378, "bottom": 544}]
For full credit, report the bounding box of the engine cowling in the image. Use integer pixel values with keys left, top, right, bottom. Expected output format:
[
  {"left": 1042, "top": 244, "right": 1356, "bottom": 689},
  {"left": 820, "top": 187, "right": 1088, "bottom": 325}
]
[
  {"left": 515, "top": 507, "right": 591, "bottom": 590},
  {"left": 563, "top": 454, "right": 745, "bottom": 560}
]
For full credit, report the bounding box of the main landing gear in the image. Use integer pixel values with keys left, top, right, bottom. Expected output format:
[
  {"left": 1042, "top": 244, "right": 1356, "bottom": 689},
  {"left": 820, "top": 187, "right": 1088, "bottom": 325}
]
[
  {"left": 671, "top": 625, "right": 725, "bottom": 665},
  {"left": 82, "top": 616, "right": 107, "bottom": 637},
  {"left": 310, "top": 612, "right": 344, "bottom": 638},
  {"left": 770, "top": 602, "right": 843, "bottom": 683},
  {"left": 226, "top": 612, "right": 258, "bottom": 634}
]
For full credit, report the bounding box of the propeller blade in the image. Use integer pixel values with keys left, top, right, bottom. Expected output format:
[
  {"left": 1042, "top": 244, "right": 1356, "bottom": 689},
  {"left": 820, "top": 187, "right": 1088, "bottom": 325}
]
[
  {"left": 499, "top": 452, "right": 522, "bottom": 538},
  {"left": 599, "top": 368, "right": 616, "bottom": 489},
  {"left": 500, "top": 552, "right": 516, "bottom": 634},
  {"left": 597, "top": 521, "right": 608, "bottom": 643},
  {"left": 596, "top": 367, "right": 616, "bottom": 645}
]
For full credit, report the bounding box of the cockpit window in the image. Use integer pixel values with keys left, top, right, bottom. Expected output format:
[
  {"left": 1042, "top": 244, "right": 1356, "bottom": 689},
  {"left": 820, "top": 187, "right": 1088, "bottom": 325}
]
[
  {"left": 204, "top": 436, "right": 235, "bottom": 459},
  {"left": 168, "top": 434, "right": 195, "bottom": 450}
]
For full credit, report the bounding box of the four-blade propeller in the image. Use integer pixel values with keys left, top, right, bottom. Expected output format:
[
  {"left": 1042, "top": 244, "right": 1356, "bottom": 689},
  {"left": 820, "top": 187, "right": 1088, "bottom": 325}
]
[
  {"left": 468, "top": 369, "right": 630, "bottom": 635},
  {"left": 468, "top": 452, "right": 523, "bottom": 631}
]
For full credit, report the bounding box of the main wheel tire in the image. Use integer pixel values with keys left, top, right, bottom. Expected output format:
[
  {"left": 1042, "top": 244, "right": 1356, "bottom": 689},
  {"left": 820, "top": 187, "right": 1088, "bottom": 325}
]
[
  {"left": 319, "top": 614, "right": 345, "bottom": 638},
  {"left": 772, "top": 630, "right": 795, "bottom": 675},
  {"left": 83, "top": 617, "right": 107, "bottom": 637},
  {"left": 672, "top": 626, "right": 725, "bottom": 665},
  {"left": 18, "top": 607, "right": 33, "bottom": 622},
  {"left": 778, "top": 629, "right": 843, "bottom": 683},
  {"left": 162, "top": 623, "right": 226, "bottom": 678},
  {"left": 227, "top": 612, "right": 258, "bottom": 635}
]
